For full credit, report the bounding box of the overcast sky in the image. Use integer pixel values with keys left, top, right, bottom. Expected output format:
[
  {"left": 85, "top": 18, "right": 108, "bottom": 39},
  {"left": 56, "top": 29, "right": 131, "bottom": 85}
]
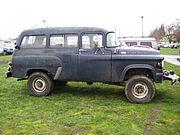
[{"left": 0, "top": 0, "right": 179, "bottom": 39}]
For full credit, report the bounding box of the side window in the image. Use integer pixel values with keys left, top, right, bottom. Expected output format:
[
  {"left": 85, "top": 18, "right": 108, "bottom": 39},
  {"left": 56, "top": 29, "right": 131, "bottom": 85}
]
[
  {"left": 82, "top": 36, "right": 90, "bottom": 49},
  {"left": 125, "top": 42, "right": 137, "bottom": 46},
  {"left": 50, "top": 34, "right": 78, "bottom": 48},
  {"left": 66, "top": 35, "right": 78, "bottom": 47},
  {"left": 50, "top": 35, "right": 64, "bottom": 47},
  {"left": 21, "top": 35, "right": 46, "bottom": 48},
  {"left": 140, "top": 42, "right": 152, "bottom": 47},
  {"left": 82, "top": 34, "right": 102, "bottom": 49}
]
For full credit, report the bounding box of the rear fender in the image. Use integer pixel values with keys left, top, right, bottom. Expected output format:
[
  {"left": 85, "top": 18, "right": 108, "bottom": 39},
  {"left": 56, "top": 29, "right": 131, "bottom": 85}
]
[{"left": 12, "top": 56, "right": 63, "bottom": 78}]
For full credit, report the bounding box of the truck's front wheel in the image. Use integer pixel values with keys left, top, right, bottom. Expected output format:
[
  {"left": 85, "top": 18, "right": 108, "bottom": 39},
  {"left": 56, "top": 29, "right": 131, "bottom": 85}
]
[
  {"left": 125, "top": 75, "right": 155, "bottom": 103},
  {"left": 28, "top": 72, "right": 54, "bottom": 96}
]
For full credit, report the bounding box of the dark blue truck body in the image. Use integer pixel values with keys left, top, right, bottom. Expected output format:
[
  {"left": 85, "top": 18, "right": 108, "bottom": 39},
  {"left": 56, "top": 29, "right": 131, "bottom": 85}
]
[
  {"left": 6, "top": 27, "right": 167, "bottom": 103},
  {"left": 10, "top": 27, "right": 164, "bottom": 83}
]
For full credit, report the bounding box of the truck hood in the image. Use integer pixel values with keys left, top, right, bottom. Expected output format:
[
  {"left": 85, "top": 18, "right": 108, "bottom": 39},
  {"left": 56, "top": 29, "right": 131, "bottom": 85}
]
[{"left": 114, "top": 46, "right": 160, "bottom": 55}]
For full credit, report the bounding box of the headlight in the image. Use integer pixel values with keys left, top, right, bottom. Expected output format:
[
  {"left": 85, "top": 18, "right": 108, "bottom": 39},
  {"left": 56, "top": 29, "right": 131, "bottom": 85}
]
[{"left": 156, "top": 61, "right": 163, "bottom": 69}]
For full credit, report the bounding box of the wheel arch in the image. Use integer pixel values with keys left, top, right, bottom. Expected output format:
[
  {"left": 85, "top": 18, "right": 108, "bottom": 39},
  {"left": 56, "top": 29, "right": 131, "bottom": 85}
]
[
  {"left": 121, "top": 64, "right": 156, "bottom": 82},
  {"left": 26, "top": 68, "right": 52, "bottom": 78}
]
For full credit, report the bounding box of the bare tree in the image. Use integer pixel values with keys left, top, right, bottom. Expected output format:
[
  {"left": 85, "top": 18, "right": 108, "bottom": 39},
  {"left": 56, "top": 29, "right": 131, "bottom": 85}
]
[
  {"left": 150, "top": 20, "right": 180, "bottom": 43},
  {"left": 166, "top": 25, "right": 174, "bottom": 43},
  {"left": 174, "top": 28, "right": 180, "bottom": 43},
  {"left": 159, "top": 24, "right": 166, "bottom": 38},
  {"left": 149, "top": 24, "right": 165, "bottom": 41},
  {"left": 149, "top": 28, "right": 160, "bottom": 41}
]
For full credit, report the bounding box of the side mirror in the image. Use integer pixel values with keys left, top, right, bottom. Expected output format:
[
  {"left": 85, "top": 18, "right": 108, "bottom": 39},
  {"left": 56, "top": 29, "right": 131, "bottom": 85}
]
[{"left": 15, "top": 45, "right": 20, "bottom": 50}]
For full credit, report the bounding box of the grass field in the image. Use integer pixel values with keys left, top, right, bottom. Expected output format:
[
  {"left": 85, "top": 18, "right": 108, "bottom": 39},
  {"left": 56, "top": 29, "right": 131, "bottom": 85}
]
[
  {"left": 0, "top": 55, "right": 180, "bottom": 135},
  {"left": 0, "top": 55, "right": 12, "bottom": 62},
  {"left": 160, "top": 48, "right": 180, "bottom": 55}
]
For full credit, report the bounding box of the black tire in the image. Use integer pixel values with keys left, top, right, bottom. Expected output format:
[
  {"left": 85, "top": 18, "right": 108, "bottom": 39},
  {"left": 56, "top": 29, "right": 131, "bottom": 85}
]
[
  {"left": 28, "top": 72, "right": 54, "bottom": 96},
  {"left": 124, "top": 75, "right": 155, "bottom": 103}
]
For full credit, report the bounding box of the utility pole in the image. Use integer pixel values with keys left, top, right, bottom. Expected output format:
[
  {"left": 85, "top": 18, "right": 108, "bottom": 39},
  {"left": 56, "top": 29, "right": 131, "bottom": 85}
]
[
  {"left": 115, "top": 26, "right": 117, "bottom": 39},
  {"left": 118, "top": 26, "right": 120, "bottom": 38},
  {"left": 141, "top": 16, "right": 144, "bottom": 37},
  {"left": 42, "top": 19, "right": 47, "bottom": 28}
]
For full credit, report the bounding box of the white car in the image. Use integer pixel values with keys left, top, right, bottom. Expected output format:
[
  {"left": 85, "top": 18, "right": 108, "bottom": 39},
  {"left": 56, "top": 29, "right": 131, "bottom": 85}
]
[
  {"left": 0, "top": 44, "right": 4, "bottom": 54},
  {"left": 163, "top": 44, "right": 172, "bottom": 48},
  {"left": 119, "top": 37, "right": 159, "bottom": 50},
  {"left": 0, "top": 44, "right": 15, "bottom": 55}
]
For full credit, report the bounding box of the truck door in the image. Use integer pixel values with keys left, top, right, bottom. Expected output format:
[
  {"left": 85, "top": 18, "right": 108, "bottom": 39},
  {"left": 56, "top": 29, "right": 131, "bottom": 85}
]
[
  {"left": 78, "top": 33, "right": 111, "bottom": 82},
  {"left": 49, "top": 34, "right": 79, "bottom": 80}
]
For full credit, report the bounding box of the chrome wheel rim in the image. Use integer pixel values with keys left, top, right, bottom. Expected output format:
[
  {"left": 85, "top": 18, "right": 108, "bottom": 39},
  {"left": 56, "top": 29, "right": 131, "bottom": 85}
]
[
  {"left": 32, "top": 78, "right": 46, "bottom": 92},
  {"left": 132, "top": 82, "right": 148, "bottom": 99}
]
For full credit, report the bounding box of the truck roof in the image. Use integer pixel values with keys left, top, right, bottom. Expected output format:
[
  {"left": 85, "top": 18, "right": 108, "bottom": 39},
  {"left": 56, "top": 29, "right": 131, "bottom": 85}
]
[{"left": 20, "top": 27, "right": 109, "bottom": 35}]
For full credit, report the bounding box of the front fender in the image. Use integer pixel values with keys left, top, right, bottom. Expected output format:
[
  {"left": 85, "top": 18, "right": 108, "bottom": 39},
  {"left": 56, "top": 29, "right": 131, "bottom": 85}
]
[{"left": 120, "top": 64, "right": 156, "bottom": 82}]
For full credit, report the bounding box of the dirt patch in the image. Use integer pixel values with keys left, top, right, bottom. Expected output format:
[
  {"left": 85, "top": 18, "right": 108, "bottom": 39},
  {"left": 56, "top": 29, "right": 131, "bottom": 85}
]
[
  {"left": 0, "top": 61, "right": 9, "bottom": 65},
  {"left": 143, "top": 103, "right": 161, "bottom": 135}
]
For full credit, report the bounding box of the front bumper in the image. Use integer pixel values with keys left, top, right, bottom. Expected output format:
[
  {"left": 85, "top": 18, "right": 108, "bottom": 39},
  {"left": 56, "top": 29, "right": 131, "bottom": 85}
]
[{"left": 163, "top": 70, "right": 180, "bottom": 85}]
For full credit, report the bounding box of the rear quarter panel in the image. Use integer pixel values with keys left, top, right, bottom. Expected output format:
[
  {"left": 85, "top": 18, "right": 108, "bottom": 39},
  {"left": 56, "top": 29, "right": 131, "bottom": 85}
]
[{"left": 11, "top": 49, "right": 62, "bottom": 78}]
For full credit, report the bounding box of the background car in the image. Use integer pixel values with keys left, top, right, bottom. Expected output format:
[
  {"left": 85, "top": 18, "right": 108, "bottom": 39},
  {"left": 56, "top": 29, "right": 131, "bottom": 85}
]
[
  {"left": 0, "top": 44, "right": 15, "bottom": 55},
  {"left": 118, "top": 37, "right": 159, "bottom": 50},
  {"left": 171, "top": 43, "right": 180, "bottom": 49},
  {"left": 163, "top": 44, "right": 171, "bottom": 48},
  {"left": 0, "top": 45, "right": 4, "bottom": 54}
]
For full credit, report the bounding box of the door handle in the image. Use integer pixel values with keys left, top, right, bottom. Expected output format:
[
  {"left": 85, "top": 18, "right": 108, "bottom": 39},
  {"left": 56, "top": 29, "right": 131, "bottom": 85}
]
[{"left": 79, "top": 49, "right": 87, "bottom": 52}]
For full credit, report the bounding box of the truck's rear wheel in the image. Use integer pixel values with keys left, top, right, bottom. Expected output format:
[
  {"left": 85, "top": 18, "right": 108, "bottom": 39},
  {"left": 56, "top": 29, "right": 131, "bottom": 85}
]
[
  {"left": 28, "top": 72, "right": 53, "bottom": 96},
  {"left": 125, "top": 75, "right": 155, "bottom": 103}
]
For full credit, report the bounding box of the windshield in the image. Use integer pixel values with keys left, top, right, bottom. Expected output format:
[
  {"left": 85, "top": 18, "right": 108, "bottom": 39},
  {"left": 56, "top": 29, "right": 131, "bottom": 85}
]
[{"left": 107, "top": 33, "right": 118, "bottom": 47}]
